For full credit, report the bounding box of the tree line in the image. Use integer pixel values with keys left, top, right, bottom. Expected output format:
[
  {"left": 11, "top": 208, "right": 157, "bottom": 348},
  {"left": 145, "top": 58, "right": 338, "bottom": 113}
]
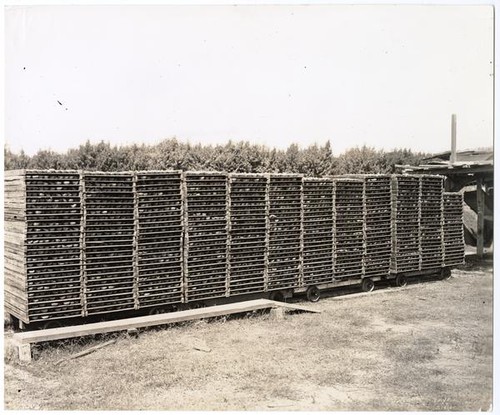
[{"left": 4, "top": 139, "right": 427, "bottom": 176}]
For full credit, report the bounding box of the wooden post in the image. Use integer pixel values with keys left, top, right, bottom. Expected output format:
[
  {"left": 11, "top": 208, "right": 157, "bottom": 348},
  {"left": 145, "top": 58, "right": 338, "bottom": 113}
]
[
  {"left": 476, "top": 176, "right": 485, "bottom": 258},
  {"left": 332, "top": 179, "right": 336, "bottom": 281},
  {"left": 298, "top": 177, "right": 304, "bottom": 288},
  {"left": 225, "top": 174, "right": 231, "bottom": 297},
  {"left": 418, "top": 176, "right": 423, "bottom": 271},
  {"left": 132, "top": 172, "right": 140, "bottom": 310},
  {"left": 269, "top": 306, "right": 284, "bottom": 321},
  {"left": 361, "top": 178, "right": 367, "bottom": 278},
  {"left": 179, "top": 172, "right": 186, "bottom": 303},
  {"left": 18, "top": 343, "right": 31, "bottom": 363},
  {"left": 263, "top": 174, "right": 270, "bottom": 292},
  {"left": 450, "top": 114, "right": 457, "bottom": 165},
  {"left": 440, "top": 176, "right": 445, "bottom": 267},
  {"left": 181, "top": 172, "right": 189, "bottom": 303},
  {"left": 80, "top": 171, "right": 87, "bottom": 317},
  {"left": 390, "top": 175, "right": 398, "bottom": 273}
]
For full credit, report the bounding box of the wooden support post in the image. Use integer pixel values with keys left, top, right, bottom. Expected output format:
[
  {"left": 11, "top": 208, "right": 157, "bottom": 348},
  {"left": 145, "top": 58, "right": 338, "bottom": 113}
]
[
  {"left": 263, "top": 174, "right": 270, "bottom": 292},
  {"left": 418, "top": 176, "right": 423, "bottom": 271},
  {"left": 181, "top": 172, "right": 189, "bottom": 303},
  {"left": 127, "top": 328, "right": 139, "bottom": 337},
  {"left": 390, "top": 175, "right": 398, "bottom": 273},
  {"left": 80, "top": 171, "right": 87, "bottom": 317},
  {"left": 269, "top": 306, "right": 284, "bottom": 321},
  {"left": 132, "top": 172, "right": 140, "bottom": 310},
  {"left": 361, "top": 178, "right": 367, "bottom": 278},
  {"left": 179, "top": 172, "right": 186, "bottom": 303},
  {"left": 476, "top": 176, "right": 485, "bottom": 258},
  {"left": 225, "top": 174, "right": 231, "bottom": 297},
  {"left": 332, "top": 179, "right": 336, "bottom": 281},
  {"left": 444, "top": 176, "right": 453, "bottom": 192},
  {"left": 298, "top": 177, "right": 304, "bottom": 288},
  {"left": 18, "top": 343, "right": 31, "bottom": 363},
  {"left": 330, "top": 179, "right": 337, "bottom": 283},
  {"left": 440, "top": 176, "right": 445, "bottom": 267}
]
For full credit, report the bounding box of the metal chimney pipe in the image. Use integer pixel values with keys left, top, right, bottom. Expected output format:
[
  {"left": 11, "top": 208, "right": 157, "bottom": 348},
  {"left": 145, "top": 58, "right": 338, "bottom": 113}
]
[{"left": 450, "top": 114, "right": 457, "bottom": 165}]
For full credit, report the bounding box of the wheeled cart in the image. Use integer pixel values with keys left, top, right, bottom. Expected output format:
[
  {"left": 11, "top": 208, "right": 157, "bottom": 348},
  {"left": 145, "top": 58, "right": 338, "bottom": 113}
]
[{"left": 4, "top": 170, "right": 464, "bottom": 329}]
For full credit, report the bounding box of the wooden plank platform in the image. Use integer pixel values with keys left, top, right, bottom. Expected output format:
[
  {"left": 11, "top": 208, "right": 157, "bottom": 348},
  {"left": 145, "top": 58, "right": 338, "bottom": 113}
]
[{"left": 11, "top": 299, "right": 319, "bottom": 362}]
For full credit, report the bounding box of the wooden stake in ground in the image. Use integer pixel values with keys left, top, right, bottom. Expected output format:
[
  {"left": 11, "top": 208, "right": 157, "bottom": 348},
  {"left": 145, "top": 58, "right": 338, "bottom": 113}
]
[{"left": 55, "top": 339, "right": 116, "bottom": 366}]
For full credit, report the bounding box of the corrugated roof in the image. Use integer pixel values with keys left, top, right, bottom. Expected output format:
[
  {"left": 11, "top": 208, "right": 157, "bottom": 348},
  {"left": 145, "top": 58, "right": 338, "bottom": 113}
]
[{"left": 422, "top": 149, "right": 493, "bottom": 164}]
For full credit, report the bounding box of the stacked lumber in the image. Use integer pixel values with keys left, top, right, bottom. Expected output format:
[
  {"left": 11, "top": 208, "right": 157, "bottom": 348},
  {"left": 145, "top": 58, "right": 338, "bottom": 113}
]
[
  {"left": 184, "top": 172, "right": 228, "bottom": 301},
  {"left": 363, "top": 175, "right": 392, "bottom": 278},
  {"left": 391, "top": 175, "right": 421, "bottom": 272},
  {"left": 267, "top": 174, "right": 302, "bottom": 290},
  {"left": 302, "top": 178, "right": 334, "bottom": 286},
  {"left": 228, "top": 174, "right": 267, "bottom": 295},
  {"left": 83, "top": 173, "right": 135, "bottom": 316},
  {"left": 5, "top": 170, "right": 83, "bottom": 323},
  {"left": 420, "top": 176, "right": 444, "bottom": 270},
  {"left": 443, "top": 192, "right": 465, "bottom": 266},
  {"left": 333, "top": 178, "right": 364, "bottom": 280},
  {"left": 4, "top": 171, "right": 26, "bottom": 222},
  {"left": 5, "top": 171, "right": 30, "bottom": 323},
  {"left": 136, "top": 171, "right": 183, "bottom": 307}
]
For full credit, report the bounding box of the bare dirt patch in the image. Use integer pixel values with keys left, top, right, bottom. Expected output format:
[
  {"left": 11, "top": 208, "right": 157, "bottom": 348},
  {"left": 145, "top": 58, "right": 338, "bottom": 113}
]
[{"left": 4, "top": 262, "right": 493, "bottom": 411}]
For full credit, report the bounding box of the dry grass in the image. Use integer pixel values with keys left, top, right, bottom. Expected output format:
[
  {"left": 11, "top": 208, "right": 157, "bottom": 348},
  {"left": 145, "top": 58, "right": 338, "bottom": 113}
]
[{"left": 4, "top": 261, "right": 493, "bottom": 411}]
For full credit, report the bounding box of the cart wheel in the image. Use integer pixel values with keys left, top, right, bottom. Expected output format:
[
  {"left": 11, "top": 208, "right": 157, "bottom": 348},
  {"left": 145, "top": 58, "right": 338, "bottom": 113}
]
[
  {"left": 40, "top": 320, "right": 63, "bottom": 330},
  {"left": 269, "top": 291, "right": 285, "bottom": 303},
  {"left": 306, "top": 286, "right": 321, "bottom": 303},
  {"left": 148, "top": 307, "right": 163, "bottom": 315},
  {"left": 440, "top": 267, "right": 452, "bottom": 280},
  {"left": 396, "top": 275, "right": 408, "bottom": 287},
  {"left": 361, "top": 278, "right": 375, "bottom": 292}
]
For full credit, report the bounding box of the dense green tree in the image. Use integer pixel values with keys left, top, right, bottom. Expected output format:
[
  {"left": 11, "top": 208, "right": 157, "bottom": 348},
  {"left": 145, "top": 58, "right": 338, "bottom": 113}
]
[
  {"left": 28, "top": 149, "right": 66, "bottom": 170},
  {"left": 299, "top": 141, "right": 334, "bottom": 177},
  {"left": 380, "top": 148, "right": 427, "bottom": 173},
  {"left": 4, "top": 139, "right": 428, "bottom": 176},
  {"left": 281, "top": 143, "right": 300, "bottom": 173},
  {"left": 336, "top": 145, "right": 382, "bottom": 175},
  {"left": 5, "top": 147, "right": 29, "bottom": 170}
]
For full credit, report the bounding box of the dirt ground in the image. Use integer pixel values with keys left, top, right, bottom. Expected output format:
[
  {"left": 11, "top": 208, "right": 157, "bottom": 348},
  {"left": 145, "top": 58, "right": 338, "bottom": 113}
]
[{"left": 4, "top": 259, "right": 493, "bottom": 411}]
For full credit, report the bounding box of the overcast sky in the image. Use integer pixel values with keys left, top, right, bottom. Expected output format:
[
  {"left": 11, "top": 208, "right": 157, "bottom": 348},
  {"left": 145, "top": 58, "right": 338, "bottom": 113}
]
[{"left": 4, "top": 4, "right": 494, "bottom": 156}]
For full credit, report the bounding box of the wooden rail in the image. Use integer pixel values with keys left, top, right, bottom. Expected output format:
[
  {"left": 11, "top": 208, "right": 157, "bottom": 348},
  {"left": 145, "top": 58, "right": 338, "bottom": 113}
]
[{"left": 12, "top": 299, "right": 319, "bottom": 362}]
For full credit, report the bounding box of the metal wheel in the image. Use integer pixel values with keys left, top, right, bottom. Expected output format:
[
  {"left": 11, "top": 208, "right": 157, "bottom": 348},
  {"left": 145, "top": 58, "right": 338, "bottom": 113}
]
[
  {"left": 174, "top": 303, "right": 190, "bottom": 312},
  {"left": 361, "top": 278, "right": 375, "bottom": 293},
  {"left": 306, "top": 286, "right": 321, "bottom": 303},
  {"left": 269, "top": 290, "right": 285, "bottom": 303},
  {"left": 148, "top": 307, "right": 164, "bottom": 315},
  {"left": 40, "top": 320, "right": 63, "bottom": 330},
  {"left": 440, "top": 267, "right": 452, "bottom": 280},
  {"left": 396, "top": 275, "right": 408, "bottom": 287}
]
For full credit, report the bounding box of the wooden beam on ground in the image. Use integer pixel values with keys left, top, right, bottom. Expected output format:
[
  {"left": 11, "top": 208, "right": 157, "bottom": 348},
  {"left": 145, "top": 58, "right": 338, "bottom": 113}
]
[
  {"left": 328, "top": 284, "right": 423, "bottom": 302},
  {"left": 271, "top": 301, "right": 320, "bottom": 314},
  {"left": 12, "top": 299, "right": 319, "bottom": 362},
  {"left": 477, "top": 176, "right": 485, "bottom": 258},
  {"left": 55, "top": 339, "right": 117, "bottom": 366}
]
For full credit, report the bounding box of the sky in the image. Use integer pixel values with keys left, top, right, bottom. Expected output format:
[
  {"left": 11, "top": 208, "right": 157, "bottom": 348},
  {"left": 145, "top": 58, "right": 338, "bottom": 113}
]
[{"left": 4, "top": 4, "right": 494, "bottom": 156}]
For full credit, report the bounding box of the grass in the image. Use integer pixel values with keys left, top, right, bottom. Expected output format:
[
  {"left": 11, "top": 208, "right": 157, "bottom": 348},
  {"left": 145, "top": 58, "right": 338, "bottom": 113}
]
[{"left": 4, "top": 262, "right": 493, "bottom": 411}]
